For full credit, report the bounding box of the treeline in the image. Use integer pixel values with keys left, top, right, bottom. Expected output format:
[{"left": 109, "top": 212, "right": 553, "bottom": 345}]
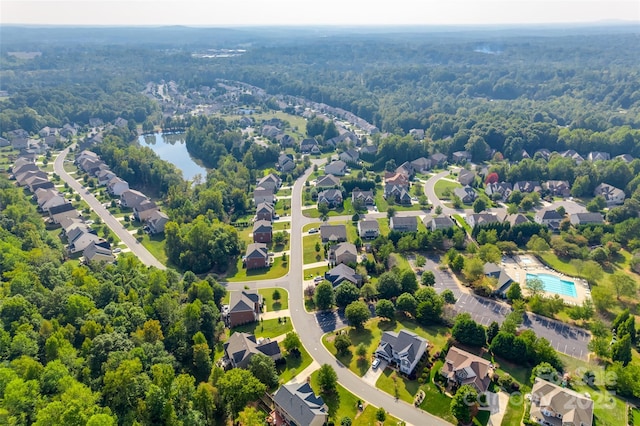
[{"left": 0, "top": 174, "right": 276, "bottom": 424}]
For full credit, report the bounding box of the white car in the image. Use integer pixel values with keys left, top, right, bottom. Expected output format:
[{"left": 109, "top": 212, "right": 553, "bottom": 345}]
[
  {"left": 113, "top": 248, "right": 122, "bottom": 253},
  {"left": 313, "top": 276, "right": 324, "bottom": 283},
  {"left": 308, "top": 228, "right": 318, "bottom": 234},
  {"left": 372, "top": 358, "right": 381, "bottom": 369}
]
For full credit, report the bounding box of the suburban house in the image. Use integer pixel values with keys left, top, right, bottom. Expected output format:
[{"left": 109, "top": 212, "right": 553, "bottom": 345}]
[
  {"left": 107, "top": 177, "right": 129, "bottom": 196},
  {"left": 513, "top": 181, "right": 542, "bottom": 193},
  {"left": 320, "top": 224, "right": 347, "bottom": 243},
  {"left": 256, "top": 202, "right": 275, "bottom": 222},
  {"left": 0, "top": 137, "right": 10, "bottom": 147},
  {"left": 483, "top": 263, "right": 514, "bottom": 295},
  {"left": 425, "top": 215, "right": 455, "bottom": 231},
  {"left": 78, "top": 157, "right": 108, "bottom": 176},
  {"left": 227, "top": 290, "right": 263, "bottom": 328},
  {"left": 40, "top": 194, "right": 68, "bottom": 214},
  {"left": 384, "top": 172, "right": 409, "bottom": 187},
  {"left": 272, "top": 383, "right": 328, "bottom": 426},
  {"left": 120, "top": 189, "right": 148, "bottom": 209},
  {"left": 252, "top": 220, "right": 273, "bottom": 243},
  {"left": 351, "top": 188, "right": 375, "bottom": 206},
  {"left": 454, "top": 186, "right": 478, "bottom": 204},
  {"left": 374, "top": 330, "right": 428, "bottom": 376},
  {"left": 441, "top": 346, "right": 493, "bottom": 393},
  {"left": 430, "top": 152, "right": 448, "bottom": 166},
  {"left": 534, "top": 149, "right": 552, "bottom": 160},
  {"left": 587, "top": 151, "right": 610, "bottom": 162},
  {"left": 34, "top": 188, "right": 60, "bottom": 208},
  {"left": 257, "top": 173, "right": 282, "bottom": 192},
  {"left": 396, "top": 162, "right": 414, "bottom": 178},
  {"left": 360, "top": 144, "right": 378, "bottom": 156},
  {"left": 83, "top": 241, "right": 115, "bottom": 264},
  {"left": 358, "top": 219, "right": 380, "bottom": 239},
  {"left": 503, "top": 213, "right": 530, "bottom": 227},
  {"left": 390, "top": 216, "right": 418, "bottom": 232},
  {"left": 616, "top": 154, "right": 634, "bottom": 163},
  {"left": 11, "top": 138, "right": 29, "bottom": 150},
  {"left": 458, "top": 169, "right": 476, "bottom": 186},
  {"left": 324, "top": 264, "right": 362, "bottom": 287},
  {"left": 277, "top": 134, "right": 295, "bottom": 148},
  {"left": 409, "top": 128, "right": 425, "bottom": 139},
  {"left": 49, "top": 203, "right": 79, "bottom": 224},
  {"left": 570, "top": 212, "right": 604, "bottom": 226},
  {"left": 485, "top": 182, "right": 513, "bottom": 199},
  {"left": 146, "top": 210, "right": 169, "bottom": 234},
  {"left": 315, "top": 174, "right": 340, "bottom": 189},
  {"left": 543, "top": 180, "right": 571, "bottom": 197},
  {"left": 133, "top": 200, "right": 159, "bottom": 222},
  {"left": 410, "top": 157, "right": 432, "bottom": 173},
  {"left": 594, "top": 183, "right": 625, "bottom": 205},
  {"left": 25, "top": 175, "right": 54, "bottom": 193},
  {"left": 328, "top": 242, "right": 358, "bottom": 265},
  {"left": 466, "top": 213, "right": 500, "bottom": 228},
  {"left": 324, "top": 160, "right": 348, "bottom": 176},
  {"left": 277, "top": 154, "right": 295, "bottom": 173},
  {"left": 300, "top": 138, "right": 320, "bottom": 154},
  {"left": 534, "top": 209, "right": 564, "bottom": 227},
  {"left": 12, "top": 162, "right": 39, "bottom": 178},
  {"left": 224, "top": 332, "right": 281, "bottom": 369},
  {"left": 68, "top": 229, "right": 105, "bottom": 254},
  {"left": 244, "top": 243, "right": 269, "bottom": 270},
  {"left": 253, "top": 187, "right": 275, "bottom": 206},
  {"left": 529, "top": 377, "right": 594, "bottom": 426},
  {"left": 452, "top": 151, "right": 472, "bottom": 163},
  {"left": 97, "top": 169, "right": 117, "bottom": 186},
  {"left": 560, "top": 150, "right": 585, "bottom": 164},
  {"left": 317, "top": 189, "right": 343, "bottom": 208},
  {"left": 385, "top": 184, "right": 412, "bottom": 205},
  {"left": 339, "top": 149, "right": 359, "bottom": 163},
  {"left": 16, "top": 169, "right": 48, "bottom": 186}
]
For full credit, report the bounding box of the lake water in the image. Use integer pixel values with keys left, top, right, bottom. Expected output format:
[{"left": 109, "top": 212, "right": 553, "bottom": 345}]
[{"left": 138, "top": 133, "right": 208, "bottom": 181}]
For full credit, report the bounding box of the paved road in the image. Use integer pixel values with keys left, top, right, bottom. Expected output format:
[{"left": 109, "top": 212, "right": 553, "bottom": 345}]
[
  {"left": 428, "top": 256, "right": 591, "bottom": 360},
  {"left": 423, "top": 171, "right": 457, "bottom": 215},
  {"left": 53, "top": 146, "right": 166, "bottom": 270}
]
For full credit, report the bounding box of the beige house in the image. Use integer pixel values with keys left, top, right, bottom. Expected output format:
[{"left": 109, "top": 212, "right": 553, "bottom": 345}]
[{"left": 530, "top": 377, "right": 593, "bottom": 426}]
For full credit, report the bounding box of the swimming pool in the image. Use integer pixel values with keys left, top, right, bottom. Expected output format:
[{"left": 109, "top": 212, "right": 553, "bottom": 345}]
[{"left": 526, "top": 273, "right": 577, "bottom": 298}]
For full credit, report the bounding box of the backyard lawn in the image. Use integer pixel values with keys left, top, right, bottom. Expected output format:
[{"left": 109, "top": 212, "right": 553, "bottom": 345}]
[
  {"left": 231, "top": 317, "right": 293, "bottom": 339},
  {"left": 303, "top": 234, "right": 323, "bottom": 264},
  {"left": 224, "top": 257, "right": 288, "bottom": 282},
  {"left": 303, "top": 265, "right": 329, "bottom": 279},
  {"left": 258, "top": 287, "right": 289, "bottom": 311}
]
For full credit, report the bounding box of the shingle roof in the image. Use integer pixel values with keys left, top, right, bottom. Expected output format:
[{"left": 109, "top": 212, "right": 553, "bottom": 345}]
[
  {"left": 273, "top": 382, "right": 328, "bottom": 426},
  {"left": 530, "top": 378, "right": 593, "bottom": 426},
  {"left": 229, "top": 290, "right": 261, "bottom": 313},
  {"left": 443, "top": 346, "right": 493, "bottom": 393},
  {"left": 376, "top": 330, "right": 427, "bottom": 366},
  {"left": 320, "top": 224, "right": 347, "bottom": 242}
]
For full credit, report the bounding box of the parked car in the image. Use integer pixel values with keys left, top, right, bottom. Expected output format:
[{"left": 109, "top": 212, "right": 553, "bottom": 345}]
[
  {"left": 372, "top": 358, "right": 381, "bottom": 369},
  {"left": 308, "top": 228, "right": 318, "bottom": 234},
  {"left": 113, "top": 248, "right": 122, "bottom": 253},
  {"left": 313, "top": 276, "right": 323, "bottom": 283}
]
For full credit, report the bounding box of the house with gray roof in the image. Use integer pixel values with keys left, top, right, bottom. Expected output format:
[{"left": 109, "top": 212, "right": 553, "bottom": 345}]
[
  {"left": 300, "top": 138, "right": 320, "bottom": 154},
  {"left": 315, "top": 174, "right": 340, "bottom": 189},
  {"left": 594, "top": 183, "right": 625, "bottom": 205},
  {"left": 317, "top": 188, "right": 343, "bottom": 208},
  {"left": 253, "top": 187, "right": 275, "bottom": 206},
  {"left": 543, "top": 180, "right": 571, "bottom": 197},
  {"left": 452, "top": 151, "right": 472, "bottom": 164},
  {"left": 410, "top": 157, "right": 432, "bottom": 173},
  {"left": 97, "top": 169, "right": 117, "bottom": 186},
  {"left": 83, "top": 241, "right": 115, "bottom": 264},
  {"left": 133, "top": 199, "right": 159, "bottom": 222},
  {"left": 587, "top": 151, "right": 610, "bottom": 162},
  {"left": 324, "top": 160, "right": 348, "bottom": 176},
  {"left": 328, "top": 242, "right": 357, "bottom": 266},
  {"left": 244, "top": 243, "right": 269, "bottom": 270},
  {"left": 49, "top": 203, "right": 79, "bottom": 224},
  {"left": 256, "top": 202, "right": 275, "bottom": 222},
  {"left": 339, "top": 149, "right": 359, "bottom": 163},
  {"left": 252, "top": 220, "right": 273, "bottom": 243},
  {"left": 146, "top": 210, "right": 169, "bottom": 234},
  {"left": 120, "top": 189, "right": 148, "bottom": 209},
  {"left": 529, "top": 378, "right": 593, "bottom": 426},
  {"left": 257, "top": 173, "right": 282, "bottom": 192},
  {"left": 513, "top": 181, "right": 541, "bottom": 193},
  {"left": 485, "top": 182, "right": 513, "bottom": 199},
  {"left": 430, "top": 152, "right": 448, "bottom": 166},
  {"left": 352, "top": 188, "right": 374, "bottom": 206},
  {"left": 324, "top": 264, "right": 362, "bottom": 287},
  {"left": 224, "top": 332, "right": 281, "bottom": 369},
  {"left": 458, "top": 169, "right": 476, "bottom": 186},
  {"left": 534, "top": 209, "right": 564, "bottom": 227},
  {"left": 358, "top": 219, "right": 380, "bottom": 239},
  {"left": 374, "top": 330, "right": 428, "bottom": 375},
  {"left": 570, "top": 212, "right": 604, "bottom": 226},
  {"left": 107, "top": 177, "right": 129, "bottom": 196},
  {"left": 454, "top": 186, "right": 477, "bottom": 204},
  {"left": 277, "top": 154, "right": 295, "bottom": 173},
  {"left": 615, "top": 154, "right": 634, "bottom": 163},
  {"left": 227, "top": 290, "right": 262, "bottom": 328},
  {"left": 425, "top": 215, "right": 455, "bottom": 231},
  {"left": 320, "top": 224, "right": 347, "bottom": 243},
  {"left": 484, "top": 263, "right": 514, "bottom": 295},
  {"left": 559, "top": 150, "right": 584, "bottom": 164},
  {"left": 273, "top": 383, "right": 328, "bottom": 426},
  {"left": 466, "top": 213, "right": 500, "bottom": 228},
  {"left": 390, "top": 216, "right": 418, "bottom": 232}
]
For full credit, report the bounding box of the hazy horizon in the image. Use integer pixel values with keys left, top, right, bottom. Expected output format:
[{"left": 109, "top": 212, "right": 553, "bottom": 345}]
[{"left": 2, "top": 0, "right": 639, "bottom": 27}]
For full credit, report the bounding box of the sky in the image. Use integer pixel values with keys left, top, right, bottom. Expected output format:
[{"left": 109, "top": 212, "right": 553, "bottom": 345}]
[{"left": 1, "top": 0, "right": 639, "bottom": 26}]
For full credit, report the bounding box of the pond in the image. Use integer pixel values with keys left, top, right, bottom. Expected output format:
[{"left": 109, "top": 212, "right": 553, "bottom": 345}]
[{"left": 138, "top": 133, "right": 207, "bottom": 181}]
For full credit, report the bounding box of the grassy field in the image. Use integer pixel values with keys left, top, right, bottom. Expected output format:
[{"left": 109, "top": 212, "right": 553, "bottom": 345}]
[
  {"left": 434, "top": 179, "right": 462, "bottom": 199},
  {"left": 224, "top": 257, "right": 289, "bottom": 282},
  {"left": 353, "top": 405, "right": 401, "bottom": 426},
  {"left": 303, "top": 234, "right": 323, "bottom": 264},
  {"left": 303, "top": 199, "right": 355, "bottom": 218},
  {"left": 139, "top": 233, "right": 167, "bottom": 265},
  {"left": 303, "top": 265, "right": 329, "bottom": 279},
  {"left": 231, "top": 317, "right": 293, "bottom": 339},
  {"left": 258, "top": 287, "right": 289, "bottom": 311},
  {"left": 322, "top": 316, "right": 450, "bottom": 377}
]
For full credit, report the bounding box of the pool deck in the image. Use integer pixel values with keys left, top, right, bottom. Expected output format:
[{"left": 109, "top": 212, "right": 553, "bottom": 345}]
[{"left": 501, "top": 254, "right": 590, "bottom": 306}]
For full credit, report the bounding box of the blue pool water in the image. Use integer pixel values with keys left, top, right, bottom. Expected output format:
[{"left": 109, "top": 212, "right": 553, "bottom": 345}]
[{"left": 526, "top": 273, "right": 577, "bottom": 297}]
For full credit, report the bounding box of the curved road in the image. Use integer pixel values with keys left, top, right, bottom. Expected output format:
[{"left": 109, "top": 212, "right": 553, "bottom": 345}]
[{"left": 53, "top": 146, "right": 166, "bottom": 270}]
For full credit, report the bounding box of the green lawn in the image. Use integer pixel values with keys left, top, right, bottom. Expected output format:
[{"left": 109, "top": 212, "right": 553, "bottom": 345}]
[
  {"left": 272, "top": 221, "right": 290, "bottom": 231},
  {"left": 353, "top": 405, "right": 401, "bottom": 426},
  {"left": 258, "top": 288, "right": 289, "bottom": 311},
  {"left": 376, "top": 218, "right": 390, "bottom": 236},
  {"left": 303, "top": 222, "right": 322, "bottom": 232},
  {"left": 538, "top": 253, "right": 581, "bottom": 277},
  {"left": 376, "top": 369, "right": 420, "bottom": 403},
  {"left": 500, "top": 394, "right": 524, "bottom": 426},
  {"left": 322, "top": 316, "right": 450, "bottom": 377},
  {"left": 633, "top": 408, "right": 640, "bottom": 425},
  {"left": 139, "top": 233, "right": 167, "bottom": 265},
  {"left": 434, "top": 179, "right": 462, "bottom": 199},
  {"left": 303, "top": 200, "right": 355, "bottom": 218},
  {"left": 417, "top": 360, "right": 457, "bottom": 424},
  {"left": 303, "top": 265, "right": 329, "bottom": 279},
  {"left": 309, "top": 369, "right": 361, "bottom": 423},
  {"left": 224, "top": 257, "right": 289, "bottom": 282},
  {"left": 276, "top": 344, "right": 313, "bottom": 384},
  {"left": 231, "top": 317, "right": 293, "bottom": 339},
  {"left": 303, "top": 234, "right": 324, "bottom": 264},
  {"left": 452, "top": 214, "right": 471, "bottom": 234},
  {"left": 275, "top": 198, "right": 291, "bottom": 216}
]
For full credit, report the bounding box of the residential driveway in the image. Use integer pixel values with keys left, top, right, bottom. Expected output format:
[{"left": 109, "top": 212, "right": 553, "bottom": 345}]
[
  {"left": 487, "top": 391, "right": 510, "bottom": 425},
  {"left": 362, "top": 361, "right": 387, "bottom": 386}
]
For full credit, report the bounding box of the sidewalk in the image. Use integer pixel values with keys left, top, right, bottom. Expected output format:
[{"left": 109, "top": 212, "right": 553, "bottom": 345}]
[{"left": 286, "top": 360, "right": 321, "bottom": 384}]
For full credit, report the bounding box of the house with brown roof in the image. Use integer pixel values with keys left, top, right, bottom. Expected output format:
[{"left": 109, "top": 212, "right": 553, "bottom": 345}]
[
  {"left": 225, "top": 333, "right": 281, "bottom": 369},
  {"left": 133, "top": 200, "right": 159, "bottom": 222},
  {"left": 120, "top": 189, "right": 148, "bottom": 209},
  {"left": 529, "top": 377, "right": 593, "bottom": 426},
  {"left": 244, "top": 243, "right": 269, "bottom": 270},
  {"left": 227, "top": 290, "right": 263, "bottom": 328},
  {"left": 328, "top": 242, "right": 357, "bottom": 266},
  {"left": 441, "top": 346, "right": 493, "bottom": 393},
  {"left": 252, "top": 220, "right": 273, "bottom": 243}
]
